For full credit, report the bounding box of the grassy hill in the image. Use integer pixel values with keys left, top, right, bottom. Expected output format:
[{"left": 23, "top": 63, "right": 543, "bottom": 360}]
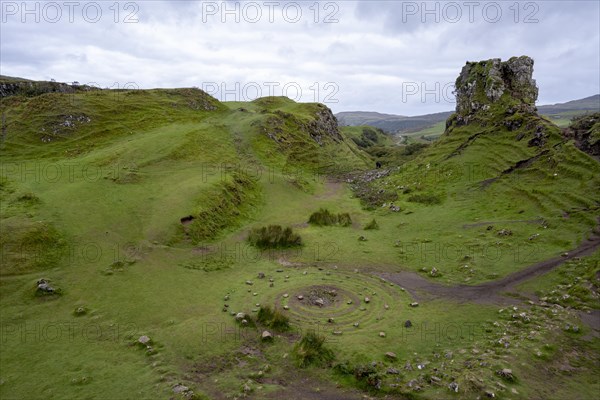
[{"left": 1, "top": 74, "right": 599, "bottom": 400}]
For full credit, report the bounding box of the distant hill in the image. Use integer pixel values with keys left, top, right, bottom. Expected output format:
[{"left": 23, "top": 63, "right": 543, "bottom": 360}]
[
  {"left": 537, "top": 95, "right": 600, "bottom": 114},
  {"left": 336, "top": 110, "right": 453, "bottom": 134},
  {"left": 336, "top": 95, "right": 600, "bottom": 134}
]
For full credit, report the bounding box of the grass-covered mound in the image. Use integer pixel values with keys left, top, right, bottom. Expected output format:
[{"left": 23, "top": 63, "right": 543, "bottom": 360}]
[{"left": 186, "top": 172, "right": 261, "bottom": 243}]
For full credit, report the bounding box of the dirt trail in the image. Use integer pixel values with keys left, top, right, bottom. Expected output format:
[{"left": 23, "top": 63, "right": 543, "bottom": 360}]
[{"left": 378, "top": 231, "right": 600, "bottom": 305}]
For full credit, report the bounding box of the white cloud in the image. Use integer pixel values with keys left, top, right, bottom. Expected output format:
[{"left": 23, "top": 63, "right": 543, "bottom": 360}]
[{"left": 1, "top": 0, "right": 598, "bottom": 115}]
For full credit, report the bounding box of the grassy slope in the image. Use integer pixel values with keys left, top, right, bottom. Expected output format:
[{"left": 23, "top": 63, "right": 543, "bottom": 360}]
[{"left": 0, "top": 87, "right": 598, "bottom": 399}]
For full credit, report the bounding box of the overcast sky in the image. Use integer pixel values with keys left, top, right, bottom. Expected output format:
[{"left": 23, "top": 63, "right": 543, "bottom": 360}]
[{"left": 1, "top": 1, "right": 599, "bottom": 115}]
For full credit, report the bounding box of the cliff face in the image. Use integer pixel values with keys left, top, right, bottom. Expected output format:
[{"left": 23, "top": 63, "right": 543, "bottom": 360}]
[{"left": 454, "top": 56, "right": 538, "bottom": 118}]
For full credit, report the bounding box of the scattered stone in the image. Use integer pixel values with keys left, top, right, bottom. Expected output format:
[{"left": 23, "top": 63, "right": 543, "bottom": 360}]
[
  {"left": 417, "top": 364, "right": 425, "bottom": 370},
  {"left": 241, "top": 319, "right": 248, "bottom": 325},
  {"left": 276, "top": 269, "right": 284, "bottom": 272},
  {"left": 74, "top": 306, "right": 87, "bottom": 316},
  {"left": 379, "top": 331, "right": 386, "bottom": 338},
  {"left": 261, "top": 331, "right": 273, "bottom": 342},
  {"left": 384, "top": 304, "right": 389, "bottom": 310},
  {"left": 364, "top": 297, "right": 370, "bottom": 303},
  {"left": 257, "top": 272, "right": 265, "bottom": 279},
  {"left": 283, "top": 293, "right": 289, "bottom": 298},
  {"left": 497, "top": 368, "right": 515, "bottom": 381},
  {"left": 347, "top": 300, "right": 352, "bottom": 305},
  {"left": 430, "top": 267, "right": 439, "bottom": 277},
  {"left": 138, "top": 335, "right": 151, "bottom": 345},
  {"left": 485, "top": 390, "right": 496, "bottom": 398},
  {"left": 358, "top": 236, "right": 367, "bottom": 241},
  {"left": 498, "top": 229, "right": 512, "bottom": 236},
  {"left": 283, "top": 305, "right": 289, "bottom": 310},
  {"left": 269, "top": 278, "right": 274, "bottom": 282},
  {"left": 332, "top": 331, "right": 343, "bottom": 336},
  {"left": 448, "top": 382, "right": 459, "bottom": 392},
  {"left": 235, "top": 312, "right": 246, "bottom": 321},
  {"left": 253, "top": 292, "right": 258, "bottom": 296},
  {"left": 353, "top": 322, "right": 359, "bottom": 327},
  {"left": 385, "top": 352, "right": 397, "bottom": 360},
  {"left": 245, "top": 280, "right": 253, "bottom": 285},
  {"left": 409, "top": 302, "right": 419, "bottom": 307},
  {"left": 224, "top": 295, "right": 230, "bottom": 301},
  {"left": 36, "top": 278, "right": 55, "bottom": 294},
  {"left": 173, "top": 384, "right": 189, "bottom": 394},
  {"left": 405, "top": 361, "right": 413, "bottom": 371},
  {"left": 297, "top": 295, "right": 304, "bottom": 300},
  {"left": 328, "top": 317, "right": 334, "bottom": 323},
  {"left": 255, "top": 303, "right": 260, "bottom": 307},
  {"left": 387, "top": 368, "right": 399, "bottom": 375},
  {"left": 314, "top": 298, "right": 324, "bottom": 307},
  {"left": 404, "top": 320, "right": 412, "bottom": 328},
  {"left": 303, "top": 271, "right": 307, "bottom": 275}
]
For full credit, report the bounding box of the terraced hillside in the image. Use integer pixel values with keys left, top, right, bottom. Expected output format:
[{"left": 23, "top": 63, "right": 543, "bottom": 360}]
[{"left": 0, "top": 59, "right": 599, "bottom": 400}]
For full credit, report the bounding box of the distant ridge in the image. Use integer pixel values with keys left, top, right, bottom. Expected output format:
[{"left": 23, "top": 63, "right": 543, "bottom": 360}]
[{"left": 336, "top": 94, "right": 600, "bottom": 134}]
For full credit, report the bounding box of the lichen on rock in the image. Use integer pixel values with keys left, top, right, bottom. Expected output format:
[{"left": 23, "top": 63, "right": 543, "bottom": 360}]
[{"left": 454, "top": 56, "right": 539, "bottom": 118}]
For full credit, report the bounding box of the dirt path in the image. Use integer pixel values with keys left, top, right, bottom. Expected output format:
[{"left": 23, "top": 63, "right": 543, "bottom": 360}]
[{"left": 377, "top": 231, "right": 600, "bottom": 305}]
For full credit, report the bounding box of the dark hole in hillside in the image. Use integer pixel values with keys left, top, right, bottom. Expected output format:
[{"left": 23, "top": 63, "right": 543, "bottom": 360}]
[{"left": 180, "top": 215, "right": 195, "bottom": 225}]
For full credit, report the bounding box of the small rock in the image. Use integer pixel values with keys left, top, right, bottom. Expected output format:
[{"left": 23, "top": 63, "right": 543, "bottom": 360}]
[
  {"left": 353, "top": 322, "right": 359, "bottom": 327},
  {"left": 173, "top": 384, "right": 189, "bottom": 394},
  {"left": 384, "top": 304, "right": 389, "bottom": 310},
  {"left": 485, "top": 390, "right": 495, "bottom": 398},
  {"left": 409, "top": 302, "right": 419, "bottom": 307},
  {"left": 283, "top": 293, "right": 289, "bottom": 298},
  {"left": 385, "top": 352, "right": 397, "bottom": 360},
  {"left": 261, "top": 331, "right": 273, "bottom": 341},
  {"left": 245, "top": 280, "right": 253, "bottom": 285},
  {"left": 257, "top": 272, "right": 265, "bottom": 279},
  {"left": 283, "top": 305, "right": 289, "bottom": 310},
  {"left": 328, "top": 317, "right": 334, "bottom": 323},
  {"left": 364, "top": 297, "right": 370, "bottom": 303},
  {"left": 332, "top": 331, "right": 343, "bottom": 336},
  {"left": 404, "top": 320, "right": 412, "bottom": 328},
  {"left": 387, "top": 368, "right": 399, "bottom": 375},
  {"left": 379, "top": 331, "right": 386, "bottom": 338},
  {"left": 138, "top": 335, "right": 151, "bottom": 345},
  {"left": 297, "top": 295, "right": 304, "bottom": 300},
  {"left": 448, "top": 382, "right": 459, "bottom": 392},
  {"left": 235, "top": 312, "right": 246, "bottom": 321}
]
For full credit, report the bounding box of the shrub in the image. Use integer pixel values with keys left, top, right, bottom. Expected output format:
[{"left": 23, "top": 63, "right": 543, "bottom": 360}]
[
  {"left": 293, "top": 332, "right": 335, "bottom": 367},
  {"left": 407, "top": 193, "right": 442, "bottom": 205},
  {"left": 308, "top": 208, "right": 352, "bottom": 227},
  {"left": 364, "top": 219, "right": 379, "bottom": 230},
  {"left": 247, "top": 225, "right": 302, "bottom": 249},
  {"left": 257, "top": 306, "right": 290, "bottom": 331},
  {"left": 337, "top": 213, "right": 352, "bottom": 227}
]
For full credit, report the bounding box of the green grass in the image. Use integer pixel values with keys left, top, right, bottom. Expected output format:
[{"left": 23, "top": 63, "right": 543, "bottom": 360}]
[{"left": 1, "top": 86, "right": 598, "bottom": 399}]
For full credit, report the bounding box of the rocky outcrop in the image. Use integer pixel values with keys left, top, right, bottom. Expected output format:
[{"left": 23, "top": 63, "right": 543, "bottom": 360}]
[
  {"left": 454, "top": 56, "right": 538, "bottom": 117},
  {"left": 0, "top": 79, "right": 99, "bottom": 98},
  {"left": 565, "top": 112, "right": 600, "bottom": 157},
  {"left": 307, "top": 104, "right": 343, "bottom": 144}
]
